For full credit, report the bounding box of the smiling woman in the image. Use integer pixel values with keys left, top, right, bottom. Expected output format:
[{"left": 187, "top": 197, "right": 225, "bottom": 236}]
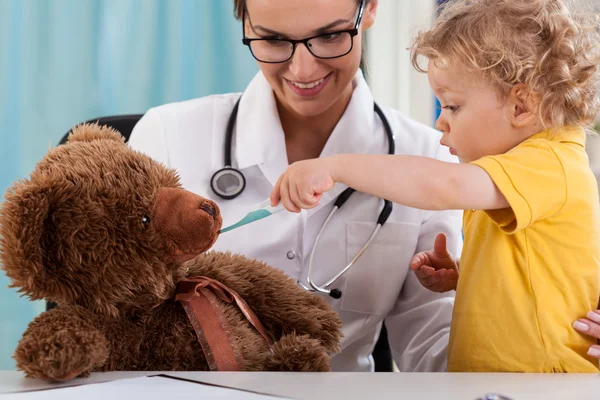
[
  {"left": 127, "top": 0, "right": 465, "bottom": 373},
  {"left": 233, "top": 0, "right": 378, "bottom": 164}
]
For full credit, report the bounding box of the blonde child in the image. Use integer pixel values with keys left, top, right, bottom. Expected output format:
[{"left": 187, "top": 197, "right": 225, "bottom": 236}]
[{"left": 270, "top": 0, "right": 600, "bottom": 372}]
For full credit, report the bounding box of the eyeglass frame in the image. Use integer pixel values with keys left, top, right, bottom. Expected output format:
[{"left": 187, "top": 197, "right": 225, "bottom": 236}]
[{"left": 241, "top": 0, "right": 365, "bottom": 64}]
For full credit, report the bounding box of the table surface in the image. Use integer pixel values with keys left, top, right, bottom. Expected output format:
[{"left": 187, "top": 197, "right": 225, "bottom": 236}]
[{"left": 1, "top": 370, "right": 599, "bottom": 399}]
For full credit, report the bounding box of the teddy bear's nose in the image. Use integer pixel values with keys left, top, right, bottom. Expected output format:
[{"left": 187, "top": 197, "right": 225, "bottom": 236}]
[{"left": 200, "top": 203, "right": 215, "bottom": 217}]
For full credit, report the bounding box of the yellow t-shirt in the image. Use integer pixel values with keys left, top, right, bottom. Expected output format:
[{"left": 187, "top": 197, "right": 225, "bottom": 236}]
[{"left": 448, "top": 127, "right": 600, "bottom": 372}]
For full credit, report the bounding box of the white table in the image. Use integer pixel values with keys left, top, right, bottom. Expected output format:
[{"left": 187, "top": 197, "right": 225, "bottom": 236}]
[{"left": 1, "top": 370, "right": 599, "bottom": 399}]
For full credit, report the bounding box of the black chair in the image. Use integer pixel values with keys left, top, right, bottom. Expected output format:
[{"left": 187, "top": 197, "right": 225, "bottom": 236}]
[
  {"left": 46, "top": 113, "right": 394, "bottom": 371},
  {"left": 373, "top": 322, "right": 394, "bottom": 371},
  {"left": 57, "top": 114, "right": 143, "bottom": 145}
]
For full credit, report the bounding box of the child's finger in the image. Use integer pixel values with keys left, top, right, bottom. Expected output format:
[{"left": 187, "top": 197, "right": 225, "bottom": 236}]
[
  {"left": 290, "top": 181, "right": 305, "bottom": 209},
  {"left": 293, "top": 181, "right": 319, "bottom": 209},
  {"left": 419, "top": 269, "right": 447, "bottom": 287},
  {"left": 428, "top": 275, "right": 456, "bottom": 292},
  {"left": 433, "top": 232, "right": 449, "bottom": 257},
  {"left": 414, "top": 265, "right": 435, "bottom": 280},
  {"left": 410, "top": 253, "right": 431, "bottom": 271},
  {"left": 280, "top": 177, "right": 300, "bottom": 213},
  {"left": 427, "top": 270, "right": 458, "bottom": 292},
  {"left": 447, "top": 270, "right": 459, "bottom": 287},
  {"left": 313, "top": 192, "right": 323, "bottom": 206},
  {"left": 428, "top": 281, "right": 450, "bottom": 293},
  {"left": 299, "top": 184, "right": 318, "bottom": 208},
  {"left": 270, "top": 175, "right": 283, "bottom": 206},
  {"left": 409, "top": 254, "right": 424, "bottom": 271}
]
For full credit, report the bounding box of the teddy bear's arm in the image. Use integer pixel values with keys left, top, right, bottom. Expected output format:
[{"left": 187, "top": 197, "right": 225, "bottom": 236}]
[
  {"left": 189, "top": 252, "right": 343, "bottom": 354},
  {"left": 14, "top": 305, "right": 109, "bottom": 382}
]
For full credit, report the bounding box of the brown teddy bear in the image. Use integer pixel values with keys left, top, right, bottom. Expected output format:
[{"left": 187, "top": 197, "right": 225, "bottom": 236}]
[{"left": 0, "top": 124, "right": 342, "bottom": 381}]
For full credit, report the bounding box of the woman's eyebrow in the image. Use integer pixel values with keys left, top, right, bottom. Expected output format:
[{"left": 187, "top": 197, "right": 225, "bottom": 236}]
[{"left": 252, "top": 18, "right": 352, "bottom": 37}]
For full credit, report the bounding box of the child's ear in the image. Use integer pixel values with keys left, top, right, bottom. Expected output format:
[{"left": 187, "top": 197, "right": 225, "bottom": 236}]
[{"left": 507, "top": 84, "right": 538, "bottom": 128}]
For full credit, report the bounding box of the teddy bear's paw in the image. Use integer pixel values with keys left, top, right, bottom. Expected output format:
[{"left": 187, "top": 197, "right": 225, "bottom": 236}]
[
  {"left": 15, "top": 329, "right": 109, "bottom": 381},
  {"left": 310, "top": 319, "right": 343, "bottom": 354},
  {"left": 264, "top": 333, "right": 332, "bottom": 372}
]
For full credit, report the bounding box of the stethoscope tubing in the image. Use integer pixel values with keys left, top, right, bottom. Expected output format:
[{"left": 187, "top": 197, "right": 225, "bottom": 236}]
[{"left": 214, "top": 96, "right": 396, "bottom": 299}]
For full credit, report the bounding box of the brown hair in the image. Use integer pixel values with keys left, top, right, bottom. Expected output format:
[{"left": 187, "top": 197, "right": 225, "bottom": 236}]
[
  {"left": 233, "top": 0, "right": 372, "bottom": 20},
  {"left": 410, "top": 0, "right": 600, "bottom": 129}
]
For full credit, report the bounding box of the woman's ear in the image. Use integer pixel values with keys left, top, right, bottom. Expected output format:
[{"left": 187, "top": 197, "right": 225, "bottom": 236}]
[
  {"left": 361, "top": 0, "right": 378, "bottom": 31},
  {"left": 507, "top": 84, "right": 539, "bottom": 128}
]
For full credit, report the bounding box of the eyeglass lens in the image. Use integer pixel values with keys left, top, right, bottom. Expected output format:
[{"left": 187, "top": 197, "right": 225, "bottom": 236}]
[{"left": 249, "top": 32, "right": 353, "bottom": 62}]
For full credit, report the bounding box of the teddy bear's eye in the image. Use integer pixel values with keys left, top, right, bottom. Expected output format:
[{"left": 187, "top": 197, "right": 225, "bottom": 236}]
[{"left": 141, "top": 215, "right": 151, "bottom": 227}]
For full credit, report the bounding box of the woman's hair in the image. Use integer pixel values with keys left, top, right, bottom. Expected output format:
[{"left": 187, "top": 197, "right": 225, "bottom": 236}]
[
  {"left": 232, "top": 0, "right": 372, "bottom": 20},
  {"left": 410, "top": 0, "right": 600, "bottom": 129}
]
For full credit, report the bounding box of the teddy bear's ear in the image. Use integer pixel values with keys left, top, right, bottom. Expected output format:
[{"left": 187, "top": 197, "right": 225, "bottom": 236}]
[
  {"left": 66, "top": 123, "right": 126, "bottom": 145},
  {"left": 0, "top": 181, "right": 55, "bottom": 301}
]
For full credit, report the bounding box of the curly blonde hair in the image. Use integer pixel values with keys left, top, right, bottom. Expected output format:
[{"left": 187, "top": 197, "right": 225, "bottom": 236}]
[{"left": 410, "top": 0, "right": 600, "bottom": 129}]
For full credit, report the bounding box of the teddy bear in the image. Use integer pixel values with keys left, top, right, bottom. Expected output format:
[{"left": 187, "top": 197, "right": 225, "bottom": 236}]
[{"left": 0, "top": 123, "right": 342, "bottom": 381}]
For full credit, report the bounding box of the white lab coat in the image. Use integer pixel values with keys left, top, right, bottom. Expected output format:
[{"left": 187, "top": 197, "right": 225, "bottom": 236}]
[{"left": 128, "top": 70, "right": 463, "bottom": 372}]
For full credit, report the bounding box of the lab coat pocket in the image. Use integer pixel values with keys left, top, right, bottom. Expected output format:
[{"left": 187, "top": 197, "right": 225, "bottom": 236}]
[{"left": 340, "top": 221, "right": 421, "bottom": 315}]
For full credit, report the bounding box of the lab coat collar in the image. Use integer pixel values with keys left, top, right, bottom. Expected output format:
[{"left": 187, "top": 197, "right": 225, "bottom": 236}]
[
  {"left": 319, "top": 69, "right": 376, "bottom": 159},
  {"left": 235, "top": 72, "right": 286, "bottom": 172},
  {"left": 234, "top": 69, "right": 377, "bottom": 207}
]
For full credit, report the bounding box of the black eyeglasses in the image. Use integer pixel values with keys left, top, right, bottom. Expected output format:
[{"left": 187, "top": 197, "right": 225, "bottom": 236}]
[{"left": 241, "top": 0, "right": 365, "bottom": 64}]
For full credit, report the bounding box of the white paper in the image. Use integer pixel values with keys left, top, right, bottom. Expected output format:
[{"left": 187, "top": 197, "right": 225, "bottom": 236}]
[{"left": 3, "top": 375, "right": 285, "bottom": 399}]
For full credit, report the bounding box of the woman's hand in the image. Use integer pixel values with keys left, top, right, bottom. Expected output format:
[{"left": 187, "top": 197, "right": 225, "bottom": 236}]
[
  {"left": 573, "top": 310, "right": 600, "bottom": 359},
  {"left": 270, "top": 157, "right": 338, "bottom": 212}
]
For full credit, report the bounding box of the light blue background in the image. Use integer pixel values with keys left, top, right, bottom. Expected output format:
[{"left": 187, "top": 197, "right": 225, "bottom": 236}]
[{"left": 0, "top": 0, "right": 258, "bottom": 370}]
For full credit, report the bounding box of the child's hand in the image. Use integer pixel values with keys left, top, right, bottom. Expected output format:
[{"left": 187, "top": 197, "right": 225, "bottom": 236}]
[
  {"left": 410, "top": 233, "right": 459, "bottom": 292},
  {"left": 270, "top": 157, "right": 338, "bottom": 213}
]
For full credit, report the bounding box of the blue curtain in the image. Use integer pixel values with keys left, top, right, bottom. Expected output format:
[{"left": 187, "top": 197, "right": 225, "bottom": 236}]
[{"left": 0, "top": 0, "right": 258, "bottom": 370}]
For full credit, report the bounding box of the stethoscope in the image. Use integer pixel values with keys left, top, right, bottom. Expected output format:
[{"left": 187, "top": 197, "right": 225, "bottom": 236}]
[{"left": 210, "top": 96, "right": 395, "bottom": 299}]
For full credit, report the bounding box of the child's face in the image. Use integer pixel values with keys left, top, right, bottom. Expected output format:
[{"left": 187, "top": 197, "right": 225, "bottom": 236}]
[{"left": 428, "top": 60, "right": 524, "bottom": 163}]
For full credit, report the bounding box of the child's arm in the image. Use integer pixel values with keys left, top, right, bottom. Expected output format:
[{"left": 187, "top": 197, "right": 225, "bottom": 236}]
[{"left": 270, "top": 154, "right": 508, "bottom": 212}]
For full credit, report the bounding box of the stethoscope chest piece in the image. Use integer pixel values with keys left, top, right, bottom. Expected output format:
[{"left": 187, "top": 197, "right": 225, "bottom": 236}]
[{"left": 210, "top": 166, "right": 246, "bottom": 200}]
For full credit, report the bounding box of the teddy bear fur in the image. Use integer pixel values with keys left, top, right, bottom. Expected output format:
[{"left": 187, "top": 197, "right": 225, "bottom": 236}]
[{"left": 0, "top": 124, "right": 342, "bottom": 381}]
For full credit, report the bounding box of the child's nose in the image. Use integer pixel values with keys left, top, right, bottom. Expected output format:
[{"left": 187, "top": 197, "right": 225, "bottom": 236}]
[{"left": 435, "top": 116, "right": 449, "bottom": 134}]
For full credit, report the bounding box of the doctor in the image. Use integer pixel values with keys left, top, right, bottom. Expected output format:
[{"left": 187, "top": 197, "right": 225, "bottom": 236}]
[{"left": 128, "top": 0, "right": 463, "bottom": 372}]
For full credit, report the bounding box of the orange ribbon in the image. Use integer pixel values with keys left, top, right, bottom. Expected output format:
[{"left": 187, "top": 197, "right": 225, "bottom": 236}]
[{"left": 175, "top": 276, "right": 273, "bottom": 371}]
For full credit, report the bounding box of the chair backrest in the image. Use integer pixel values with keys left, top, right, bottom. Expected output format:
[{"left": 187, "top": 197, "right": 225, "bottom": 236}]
[{"left": 59, "top": 114, "right": 143, "bottom": 145}]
